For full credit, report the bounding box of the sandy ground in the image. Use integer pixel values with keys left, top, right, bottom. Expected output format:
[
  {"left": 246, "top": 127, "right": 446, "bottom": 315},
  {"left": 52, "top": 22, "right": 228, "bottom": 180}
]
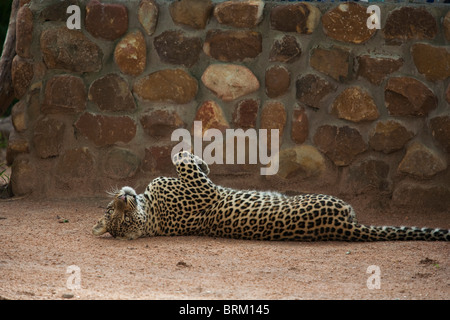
[{"left": 0, "top": 195, "right": 449, "bottom": 300}]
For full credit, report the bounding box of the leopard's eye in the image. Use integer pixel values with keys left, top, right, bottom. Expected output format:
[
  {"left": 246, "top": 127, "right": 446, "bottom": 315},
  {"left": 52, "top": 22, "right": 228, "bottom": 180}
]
[{"left": 106, "top": 208, "right": 114, "bottom": 214}]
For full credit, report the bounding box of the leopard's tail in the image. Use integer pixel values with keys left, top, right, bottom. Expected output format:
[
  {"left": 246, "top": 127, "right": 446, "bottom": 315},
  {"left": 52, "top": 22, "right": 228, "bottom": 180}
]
[{"left": 347, "top": 224, "right": 450, "bottom": 241}]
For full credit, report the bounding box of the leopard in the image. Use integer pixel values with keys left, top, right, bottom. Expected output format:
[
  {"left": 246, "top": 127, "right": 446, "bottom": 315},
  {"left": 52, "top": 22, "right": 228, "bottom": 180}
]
[{"left": 92, "top": 151, "right": 449, "bottom": 241}]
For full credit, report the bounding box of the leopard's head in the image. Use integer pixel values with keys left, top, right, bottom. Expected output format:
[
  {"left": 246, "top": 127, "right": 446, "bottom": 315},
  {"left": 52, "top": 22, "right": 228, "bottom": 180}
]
[{"left": 92, "top": 186, "right": 144, "bottom": 240}]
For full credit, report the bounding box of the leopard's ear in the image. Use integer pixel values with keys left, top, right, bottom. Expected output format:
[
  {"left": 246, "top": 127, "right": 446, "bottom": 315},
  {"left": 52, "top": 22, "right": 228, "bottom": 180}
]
[
  {"left": 92, "top": 217, "right": 107, "bottom": 236},
  {"left": 193, "top": 155, "right": 210, "bottom": 176}
]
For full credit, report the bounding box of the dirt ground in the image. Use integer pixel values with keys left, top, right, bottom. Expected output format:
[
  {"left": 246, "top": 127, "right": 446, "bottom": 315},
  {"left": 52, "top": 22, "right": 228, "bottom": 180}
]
[{"left": 0, "top": 194, "right": 449, "bottom": 300}]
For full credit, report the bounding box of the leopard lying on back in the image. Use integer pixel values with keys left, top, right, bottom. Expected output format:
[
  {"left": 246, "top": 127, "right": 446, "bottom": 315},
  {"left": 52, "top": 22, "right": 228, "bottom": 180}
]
[{"left": 92, "top": 151, "right": 449, "bottom": 241}]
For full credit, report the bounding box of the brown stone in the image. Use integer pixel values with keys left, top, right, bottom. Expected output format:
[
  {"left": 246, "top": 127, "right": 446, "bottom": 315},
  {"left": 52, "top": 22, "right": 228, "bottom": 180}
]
[
  {"left": 142, "top": 145, "right": 175, "bottom": 173},
  {"left": 322, "top": 2, "right": 376, "bottom": 44},
  {"left": 296, "top": 74, "right": 336, "bottom": 109},
  {"left": 43, "top": 75, "right": 87, "bottom": 114},
  {"left": 291, "top": 107, "right": 308, "bottom": 144},
  {"left": 411, "top": 43, "right": 450, "bottom": 82},
  {"left": 331, "top": 87, "right": 379, "bottom": 122},
  {"left": 114, "top": 30, "right": 146, "bottom": 76},
  {"left": 154, "top": 30, "right": 202, "bottom": 67},
  {"left": 277, "top": 145, "right": 325, "bottom": 179},
  {"left": 193, "top": 100, "right": 230, "bottom": 136},
  {"left": 369, "top": 120, "right": 414, "bottom": 154},
  {"left": 85, "top": 0, "right": 128, "bottom": 41},
  {"left": 138, "top": 0, "right": 159, "bottom": 36},
  {"left": 140, "top": 110, "right": 185, "bottom": 137},
  {"left": 429, "top": 116, "right": 450, "bottom": 152},
  {"left": 313, "top": 125, "right": 367, "bottom": 166},
  {"left": 40, "top": 0, "right": 77, "bottom": 22},
  {"left": 103, "top": 148, "right": 140, "bottom": 180},
  {"left": 265, "top": 65, "right": 290, "bottom": 99},
  {"left": 6, "top": 131, "right": 29, "bottom": 166},
  {"left": 269, "top": 35, "right": 302, "bottom": 63},
  {"left": 204, "top": 30, "right": 262, "bottom": 62},
  {"left": 398, "top": 142, "right": 447, "bottom": 179},
  {"left": 56, "top": 148, "right": 95, "bottom": 181},
  {"left": 201, "top": 64, "right": 259, "bottom": 102},
  {"left": 11, "top": 100, "right": 27, "bottom": 133},
  {"left": 213, "top": 0, "right": 264, "bottom": 28},
  {"left": 11, "top": 55, "right": 33, "bottom": 99},
  {"left": 26, "top": 92, "right": 40, "bottom": 124},
  {"left": 357, "top": 55, "right": 403, "bottom": 85},
  {"left": 88, "top": 74, "right": 136, "bottom": 112},
  {"left": 384, "top": 7, "right": 437, "bottom": 41},
  {"left": 10, "top": 158, "right": 35, "bottom": 196},
  {"left": 19, "top": 0, "right": 31, "bottom": 7},
  {"left": 260, "top": 101, "right": 286, "bottom": 150},
  {"left": 74, "top": 113, "right": 136, "bottom": 147},
  {"left": 270, "top": 3, "right": 320, "bottom": 34},
  {"left": 348, "top": 159, "right": 391, "bottom": 193},
  {"left": 444, "top": 11, "right": 450, "bottom": 41},
  {"left": 16, "top": 6, "right": 33, "bottom": 58},
  {"left": 169, "top": 0, "right": 213, "bottom": 29},
  {"left": 310, "top": 46, "right": 350, "bottom": 82},
  {"left": 33, "top": 117, "right": 65, "bottom": 159},
  {"left": 393, "top": 182, "right": 450, "bottom": 211},
  {"left": 232, "top": 99, "right": 259, "bottom": 129},
  {"left": 385, "top": 77, "right": 437, "bottom": 117},
  {"left": 133, "top": 69, "right": 198, "bottom": 104},
  {"left": 40, "top": 26, "right": 102, "bottom": 73}
]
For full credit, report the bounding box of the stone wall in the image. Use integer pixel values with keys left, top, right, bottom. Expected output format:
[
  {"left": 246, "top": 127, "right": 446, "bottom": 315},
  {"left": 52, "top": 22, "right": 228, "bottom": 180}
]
[{"left": 6, "top": 0, "right": 450, "bottom": 209}]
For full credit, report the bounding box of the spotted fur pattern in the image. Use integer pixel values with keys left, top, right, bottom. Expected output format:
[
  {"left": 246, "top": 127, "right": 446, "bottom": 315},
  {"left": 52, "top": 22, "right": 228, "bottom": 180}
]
[{"left": 92, "top": 151, "right": 449, "bottom": 241}]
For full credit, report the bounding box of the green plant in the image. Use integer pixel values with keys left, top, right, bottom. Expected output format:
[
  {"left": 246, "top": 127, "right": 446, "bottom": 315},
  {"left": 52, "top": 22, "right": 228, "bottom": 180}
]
[
  {"left": 0, "top": 163, "right": 9, "bottom": 185},
  {"left": 0, "top": 162, "right": 11, "bottom": 199}
]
